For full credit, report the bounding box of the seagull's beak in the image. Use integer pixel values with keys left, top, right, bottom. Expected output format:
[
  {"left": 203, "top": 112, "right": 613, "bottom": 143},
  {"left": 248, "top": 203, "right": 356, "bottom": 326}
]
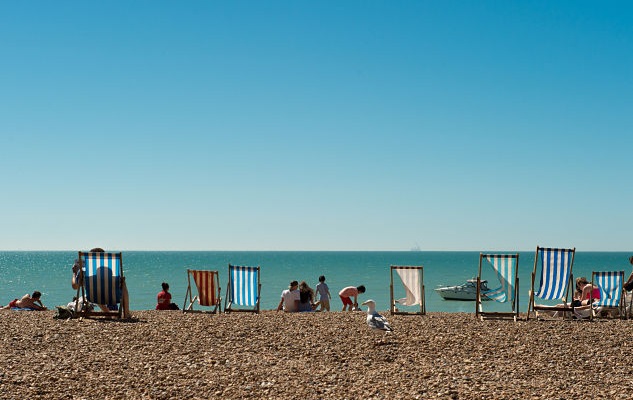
[{"left": 361, "top": 300, "right": 373, "bottom": 306}]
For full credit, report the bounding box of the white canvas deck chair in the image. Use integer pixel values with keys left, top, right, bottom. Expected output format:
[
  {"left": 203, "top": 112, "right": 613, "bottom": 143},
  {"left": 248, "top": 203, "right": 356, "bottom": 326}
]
[
  {"left": 475, "top": 253, "right": 519, "bottom": 321},
  {"left": 527, "top": 246, "right": 576, "bottom": 320},
  {"left": 224, "top": 264, "right": 260, "bottom": 313},
  {"left": 75, "top": 251, "right": 127, "bottom": 319},
  {"left": 183, "top": 269, "right": 221, "bottom": 314},
  {"left": 589, "top": 271, "right": 625, "bottom": 320},
  {"left": 390, "top": 266, "right": 425, "bottom": 315}
]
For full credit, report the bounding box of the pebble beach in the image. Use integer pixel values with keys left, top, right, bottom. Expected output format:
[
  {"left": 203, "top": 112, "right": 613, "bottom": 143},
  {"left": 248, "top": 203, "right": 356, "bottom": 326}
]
[{"left": 2, "top": 310, "right": 633, "bottom": 399}]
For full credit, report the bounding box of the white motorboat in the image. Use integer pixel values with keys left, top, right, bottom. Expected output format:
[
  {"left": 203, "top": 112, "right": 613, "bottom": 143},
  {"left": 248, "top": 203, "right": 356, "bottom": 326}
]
[{"left": 434, "top": 278, "right": 490, "bottom": 301}]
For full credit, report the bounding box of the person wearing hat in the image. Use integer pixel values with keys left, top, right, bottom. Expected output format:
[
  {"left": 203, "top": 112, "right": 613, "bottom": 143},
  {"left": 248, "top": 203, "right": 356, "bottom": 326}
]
[{"left": 277, "top": 280, "right": 300, "bottom": 312}]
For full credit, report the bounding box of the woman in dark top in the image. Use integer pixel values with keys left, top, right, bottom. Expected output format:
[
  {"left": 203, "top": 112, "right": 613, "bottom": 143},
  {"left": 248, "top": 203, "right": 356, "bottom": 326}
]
[{"left": 298, "top": 281, "right": 319, "bottom": 312}]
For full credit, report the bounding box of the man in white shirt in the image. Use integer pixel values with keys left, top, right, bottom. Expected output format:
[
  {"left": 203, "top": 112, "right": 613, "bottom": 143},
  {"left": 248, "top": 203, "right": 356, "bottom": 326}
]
[{"left": 277, "top": 280, "right": 300, "bottom": 312}]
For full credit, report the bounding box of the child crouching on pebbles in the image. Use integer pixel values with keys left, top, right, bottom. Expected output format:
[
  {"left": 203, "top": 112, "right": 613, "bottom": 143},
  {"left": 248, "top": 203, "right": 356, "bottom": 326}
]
[{"left": 339, "top": 285, "right": 365, "bottom": 311}]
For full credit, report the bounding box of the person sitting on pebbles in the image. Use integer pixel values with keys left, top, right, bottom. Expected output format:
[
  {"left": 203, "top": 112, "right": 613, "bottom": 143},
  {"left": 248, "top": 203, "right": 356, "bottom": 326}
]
[
  {"left": 277, "top": 280, "right": 300, "bottom": 312},
  {"left": 298, "top": 281, "right": 319, "bottom": 312}
]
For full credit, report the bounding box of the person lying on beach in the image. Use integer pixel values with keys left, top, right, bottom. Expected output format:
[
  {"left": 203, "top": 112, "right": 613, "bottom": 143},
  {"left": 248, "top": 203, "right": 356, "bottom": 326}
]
[
  {"left": 277, "top": 280, "right": 300, "bottom": 312},
  {"left": 1, "top": 291, "right": 47, "bottom": 311},
  {"left": 339, "top": 285, "right": 365, "bottom": 311}
]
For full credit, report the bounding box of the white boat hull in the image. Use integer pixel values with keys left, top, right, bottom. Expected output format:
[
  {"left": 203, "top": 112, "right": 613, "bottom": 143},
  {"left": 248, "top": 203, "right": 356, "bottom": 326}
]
[{"left": 434, "top": 279, "right": 490, "bottom": 301}]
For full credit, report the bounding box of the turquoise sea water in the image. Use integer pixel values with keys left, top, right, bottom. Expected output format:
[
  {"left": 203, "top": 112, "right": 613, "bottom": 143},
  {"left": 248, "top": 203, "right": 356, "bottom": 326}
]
[{"left": 1, "top": 251, "right": 631, "bottom": 313}]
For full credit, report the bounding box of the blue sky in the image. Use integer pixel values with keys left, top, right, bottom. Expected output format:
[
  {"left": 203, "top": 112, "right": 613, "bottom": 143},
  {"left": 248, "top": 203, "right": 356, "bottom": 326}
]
[{"left": 1, "top": 1, "right": 631, "bottom": 251}]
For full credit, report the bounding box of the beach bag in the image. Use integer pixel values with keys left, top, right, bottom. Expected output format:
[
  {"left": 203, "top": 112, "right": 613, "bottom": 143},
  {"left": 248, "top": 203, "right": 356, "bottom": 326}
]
[{"left": 54, "top": 306, "right": 75, "bottom": 320}]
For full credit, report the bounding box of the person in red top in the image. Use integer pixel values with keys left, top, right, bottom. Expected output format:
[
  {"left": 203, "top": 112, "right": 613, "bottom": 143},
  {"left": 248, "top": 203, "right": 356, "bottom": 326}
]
[
  {"left": 577, "top": 277, "right": 600, "bottom": 306},
  {"left": 156, "top": 282, "right": 179, "bottom": 310}
]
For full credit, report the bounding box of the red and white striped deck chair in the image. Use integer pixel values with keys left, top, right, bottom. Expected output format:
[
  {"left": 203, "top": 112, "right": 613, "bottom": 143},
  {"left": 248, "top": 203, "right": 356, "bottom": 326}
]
[{"left": 183, "top": 270, "right": 221, "bottom": 314}]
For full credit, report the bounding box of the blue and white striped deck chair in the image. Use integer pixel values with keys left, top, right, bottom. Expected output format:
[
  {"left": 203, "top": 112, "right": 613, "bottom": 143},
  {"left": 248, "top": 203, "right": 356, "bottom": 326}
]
[
  {"left": 476, "top": 253, "right": 519, "bottom": 320},
  {"left": 75, "top": 251, "right": 125, "bottom": 318},
  {"left": 590, "top": 271, "right": 624, "bottom": 319},
  {"left": 224, "top": 264, "right": 261, "bottom": 313},
  {"left": 527, "top": 246, "right": 576, "bottom": 320}
]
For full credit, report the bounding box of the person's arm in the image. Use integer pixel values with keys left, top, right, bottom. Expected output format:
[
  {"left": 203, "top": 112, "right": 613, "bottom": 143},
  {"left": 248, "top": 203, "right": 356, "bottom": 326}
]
[
  {"left": 581, "top": 285, "right": 596, "bottom": 305},
  {"left": 277, "top": 298, "right": 284, "bottom": 311},
  {"left": 27, "top": 298, "right": 45, "bottom": 311}
]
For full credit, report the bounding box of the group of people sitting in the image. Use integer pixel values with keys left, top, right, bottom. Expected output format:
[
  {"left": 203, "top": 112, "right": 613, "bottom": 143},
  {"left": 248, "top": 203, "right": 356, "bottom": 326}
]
[
  {"left": 277, "top": 275, "right": 366, "bottom": 313},
  {"left": 571, "top": 256, "right": 633, "bottom": 318},
  {"left": 539, "top": 257, "right": 633, "bottom": 319},
  {"left": 277, "top": 279, "right": 322, "bottom": 312}
]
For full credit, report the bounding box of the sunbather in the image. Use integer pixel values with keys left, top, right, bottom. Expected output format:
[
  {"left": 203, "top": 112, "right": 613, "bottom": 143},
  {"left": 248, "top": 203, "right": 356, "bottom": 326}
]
[{"left": 1, "top": 291, "right": 47, "bottom": 311}]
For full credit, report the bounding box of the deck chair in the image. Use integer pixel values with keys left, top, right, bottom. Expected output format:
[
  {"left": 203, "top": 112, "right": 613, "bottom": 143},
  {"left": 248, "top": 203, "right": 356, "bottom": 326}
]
[
  {"left": 183, "top": 269, "right": 221, "bottom": 314},
  {"left": 589, "top": 271, "right": 625, "bottom": 320},
  {"left": 74, "top": 251, "right": 127, "bottom": 319},
  {"left": 224, "top": 264, "right": 260, "bottom": 313},
  {"left": 389, "top": 265, "right": 425, "bottom": 315},
  {"left": 527, "top": 246, "right": 576, "bottom": 320},
  {"left": 476, "top": 253, "right": 519, "bottom": 321}
]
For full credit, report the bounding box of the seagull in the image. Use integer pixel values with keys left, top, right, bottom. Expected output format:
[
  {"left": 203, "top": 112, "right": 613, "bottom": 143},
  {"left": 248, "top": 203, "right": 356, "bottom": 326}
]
[{"left": 361, "top": 299, "right": 393, "bottom": 345}]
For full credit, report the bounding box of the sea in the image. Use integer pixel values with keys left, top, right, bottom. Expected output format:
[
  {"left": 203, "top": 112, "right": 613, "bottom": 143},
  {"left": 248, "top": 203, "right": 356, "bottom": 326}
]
[{"left": 1, "top": 251, "right": 631, "bottom": 313}]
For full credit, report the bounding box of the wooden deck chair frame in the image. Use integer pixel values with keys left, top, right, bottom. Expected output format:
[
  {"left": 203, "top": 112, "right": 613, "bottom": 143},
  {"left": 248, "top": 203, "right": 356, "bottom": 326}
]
[
  {"left": 224, "top": 264, "right": 261, "bottom": 313},
  {"left": 475, "top": 253, "right": 519, "bottom": 321},
  {"left": 74, "top": 251, "right": 126, "bottom": 319},
  {"left": 527, "top": 246, "right": 576, "bottom": 320},
  {"left": 589, "top": 270, "right": 625, "bottom": 320},
  {"left": 183, "top": 269, "right": 221, "bottom": 314},
  {"left": 389, "top": 265, "right": 425, "bottom": 315}
]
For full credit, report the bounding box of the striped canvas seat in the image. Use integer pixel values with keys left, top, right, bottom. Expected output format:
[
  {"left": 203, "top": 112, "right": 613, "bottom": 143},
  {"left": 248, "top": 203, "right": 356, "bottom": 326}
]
[
  {"left": 527, "top": 246, "right": 576, "bottom": 320},
  {"left": 389, "top": 266, "right": 425, "bottom": 315},
  {"left": 76, "top": 251, "right": 126, "bottom": 318},
  {"left": 476, "top": 253, "right": 519, "bottom": 320},
  {"left": 83, "top": 252, "right": 122, "bottom": 305},
  {"left": 591, "top": 271, "right": 624, "bottom": 313},
  {"left": 483, "top": 255, "right": 517, "bottom": 303},
  {"left": 534, "top": 248, "right": 574, "bottom": 300},
  {"left": 183, "top": 269, "right": 221, "bottom": 313},
  {"left": 224, "top": 264, "right": 260, "bottom": 313}
]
